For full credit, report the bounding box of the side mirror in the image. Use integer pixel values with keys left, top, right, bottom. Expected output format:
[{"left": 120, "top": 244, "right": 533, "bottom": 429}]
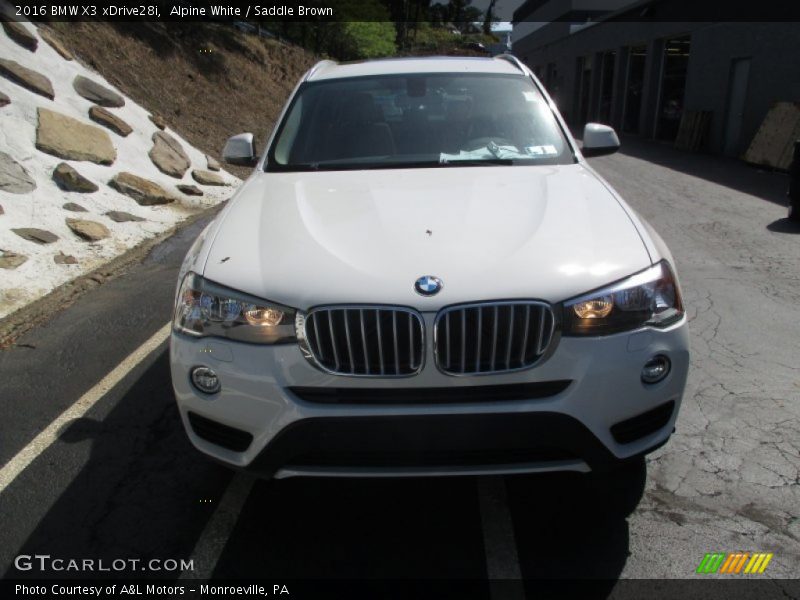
[
  {"left": 582, "top": 123, "right": 620, "bottom": 157},
  {"left": 223, "top": 133, "right": 258, "bottom": 167}
]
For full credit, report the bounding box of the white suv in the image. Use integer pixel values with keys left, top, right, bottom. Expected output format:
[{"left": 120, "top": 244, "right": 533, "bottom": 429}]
[{"left": 170, "top": 56, "right": 689, "bottom": 479}]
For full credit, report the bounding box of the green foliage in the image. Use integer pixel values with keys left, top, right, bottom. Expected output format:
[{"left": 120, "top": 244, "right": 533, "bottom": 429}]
[
  {"left": 396, "top": 22, "right": 497, "bottom": 56},
  {"left": 262, "top": 0, "right": 497, "bottom": 60},
  {"left": 337, "top": 21, "right": 397, "bottom": 59},
  {"left": 268, "top": 0, "right": 396, "bottom": 60},
  {"left": 409, "top": 22, "right": 461, "bottom": 49},
  {"left": 330, "top": 0, "right": 396, "bottom": 59},
  {"left": 464, "top": 32, "right": 499, "bottom": 45}
]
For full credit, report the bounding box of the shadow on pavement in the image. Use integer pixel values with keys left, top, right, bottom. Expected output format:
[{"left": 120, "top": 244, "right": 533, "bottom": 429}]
[
  {"left": 507, "top": 459, "right": 647, "bottom": 599},
  {"left": 213, "top": 475, "right": 489, "bottom": 588},
  {"left": 767, "top": 217, "right": 800, "bottom": 234},
  {"left": 10, "top": 349, "right": 489, "bottom": 590},
  {"left": 10, "top": 350, "right": 233, "bottom": 579},
  {"left": 614, "top": 136, "right": 789, "bottom": 208},
  {"left": 12, "top": 346, "right": 643, "bottom": 597}
]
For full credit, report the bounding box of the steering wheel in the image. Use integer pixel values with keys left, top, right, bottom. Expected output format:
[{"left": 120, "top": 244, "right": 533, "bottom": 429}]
[{"left": 462, "top": 137, "right": 517, "bottom": 152}]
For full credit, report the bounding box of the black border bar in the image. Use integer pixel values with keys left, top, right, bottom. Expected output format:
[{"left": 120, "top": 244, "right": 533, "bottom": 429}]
[{"left": 4, "top": 0, "right": 800, "bottom": 23}]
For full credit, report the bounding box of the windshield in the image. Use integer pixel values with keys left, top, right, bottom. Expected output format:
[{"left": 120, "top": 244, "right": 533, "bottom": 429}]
[{"left": 267, "top": 73, "right": 575, "bottom": 171}]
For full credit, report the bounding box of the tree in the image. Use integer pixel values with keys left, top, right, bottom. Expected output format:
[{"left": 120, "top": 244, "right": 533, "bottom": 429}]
[
  {"left": 444, "top": 0, "right": 482, "bottom": 33},
  {"left": 329, "top": 0, "right": 397, "bottom": 59},
  {"left": 379, "top": 0, "right": 433, "bottom": 49},
  {"left": 482, "top": 0, "right": 498, "bottom": 34},
  {"left": 336, "top": 21, "right": 397, "bottom": 59}
]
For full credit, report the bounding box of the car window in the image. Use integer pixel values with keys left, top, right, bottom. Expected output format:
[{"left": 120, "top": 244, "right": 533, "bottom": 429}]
[{"left": 267, "top": 73, "right": 575, "bottom": 171}]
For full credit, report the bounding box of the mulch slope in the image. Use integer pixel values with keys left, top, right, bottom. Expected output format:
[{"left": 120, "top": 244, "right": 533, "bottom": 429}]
[{"left": 50, "top": 22, "right": 318, "bottom": 177}]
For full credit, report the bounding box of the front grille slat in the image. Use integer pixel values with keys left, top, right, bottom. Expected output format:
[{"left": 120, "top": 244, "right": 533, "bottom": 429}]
[
  {"left": 475, "top": 307, "right": 483, "bottom": 372},
  {"left": 375, "top": 309, "right": 385, "bottom": 375},
  {"left": 304, "top": 306, "right": 423, "bottom": 377},
  {"left": 408, "top": 313, "right": 414, "bottom": 370},
  {"left": 327, "top": 312, "right": 341, "bottom": 372},
  {"left": 392, "top": 311, "right": 400, "bottom": 375},
  {"left": 309, "top": 315, "right": 323, "bottom": 362},
  {"left": 435, "top": 301, "right": 555, "bottom": 376},
  {"left": 490, "top": 306, "right": 499, "bottom": 370},
  {"left": 445, "top": 312, "right": 451, "bottom": 369},
  {"left": 460, "top": 310, "right": 467, "bottom": 373},
  {"left": 343, "top": 310, "right": 355, "bottom": 374},
  {"left": 520, "top": 305, "right": 531, "bottom": 364},
  {"left": 505, "top": 305, "right": 515, "bottom": 370},
  {"left": 359, "top": 309, "right": 370, "bottom": 375},
  {"left": 536, "top": 307, "right": 547, "bottom": 355}
]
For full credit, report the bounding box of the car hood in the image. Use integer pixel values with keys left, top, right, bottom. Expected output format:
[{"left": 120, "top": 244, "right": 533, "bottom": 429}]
[{"left": 202, "top": 164, "right": 651, "bottom": 310}]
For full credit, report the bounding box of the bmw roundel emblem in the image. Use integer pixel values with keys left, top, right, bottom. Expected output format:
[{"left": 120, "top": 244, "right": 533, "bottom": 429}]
[{"left": 414, "top": 275, "right": 443, "bottom": 296}]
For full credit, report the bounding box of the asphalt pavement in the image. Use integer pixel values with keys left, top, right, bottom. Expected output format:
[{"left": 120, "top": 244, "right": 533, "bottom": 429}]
[{"left": 0, "top": 138, "right": 798, "bottom": 598}]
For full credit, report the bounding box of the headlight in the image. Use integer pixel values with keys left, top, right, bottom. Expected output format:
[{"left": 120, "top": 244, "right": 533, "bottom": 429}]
[
  {"left": 563, "top": 260, "right": 684, "bottom": 336},
  {"left": 173, "top": 272, "right": 296, "bottom": 344}
]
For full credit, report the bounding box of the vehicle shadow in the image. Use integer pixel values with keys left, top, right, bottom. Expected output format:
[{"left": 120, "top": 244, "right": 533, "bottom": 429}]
[
  {"left": 506, "top": 461, "right": 646, "bottom": 599},
  {"left": 211, "top": 463, "right": 644, "bottom": 600},
  {"left": 607, "top": 135, "right": 789, "bottom": 208},
  {"left": 212, "top": 475, "right": 490, "bottom": 587},
  {"left": 767, "top": 217, "right": 800, "bottom": 234},
  {"left": 10, "top": 347, "right": 642, "bottom": 598},
  {"left": 7, "top": 350, "right": 489, "bottom": 592},
  {"left": 8, "top": 349, "right": 234, "bottom": 579}
]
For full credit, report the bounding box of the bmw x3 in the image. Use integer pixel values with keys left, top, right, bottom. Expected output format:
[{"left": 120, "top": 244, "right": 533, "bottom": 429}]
[{"left": 170, "top": 55, "right": 689, "bottom": 479}]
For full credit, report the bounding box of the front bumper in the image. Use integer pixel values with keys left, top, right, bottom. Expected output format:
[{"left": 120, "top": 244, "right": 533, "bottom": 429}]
[{"left": 170, "top": 316, "right": 689, "bottom": 478}]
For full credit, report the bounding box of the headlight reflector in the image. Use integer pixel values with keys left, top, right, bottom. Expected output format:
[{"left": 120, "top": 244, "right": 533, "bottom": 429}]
[
  {"left": 243, "top": 306, "right": 285, "bottom": 327},
  {"left": 174, "top": 273, "right": 296, "bottom": 344},
  {"left": 563, "top": 261, "right": 684, "bottom": 336},
  {"left": 571, "top": 296, "right": 613, "bottom": 319}
]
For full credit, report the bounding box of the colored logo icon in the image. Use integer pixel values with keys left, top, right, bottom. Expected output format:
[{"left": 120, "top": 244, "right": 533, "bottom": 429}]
[{"left": 696, "top": 552, "right": 773, "bottom": 574}]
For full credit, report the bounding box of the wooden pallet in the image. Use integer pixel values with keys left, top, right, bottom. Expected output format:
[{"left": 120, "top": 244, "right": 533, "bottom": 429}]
[
  {"left": 674, "top": 110, "right": 711, "bottom": 152},
  {"left": 743, "top": 102, "right": 800, "bottom": 170}
]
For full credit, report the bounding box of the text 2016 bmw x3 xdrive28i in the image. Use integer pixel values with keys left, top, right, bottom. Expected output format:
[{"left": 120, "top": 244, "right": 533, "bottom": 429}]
[{"left": 170, "top": 56, "right": 689, "bottom": 479}]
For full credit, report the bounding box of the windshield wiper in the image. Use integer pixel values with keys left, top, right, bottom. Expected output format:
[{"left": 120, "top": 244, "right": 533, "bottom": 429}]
[
  {"left": 438, "top": 158, "right": 516, "bottom": 166},
  {"left": 269, "top": 158, "right": 518, "bottom": 171}
]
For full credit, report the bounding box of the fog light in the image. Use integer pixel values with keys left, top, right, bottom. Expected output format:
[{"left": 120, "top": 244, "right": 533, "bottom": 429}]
[
  {"left": 191, "top": 366, "right": 221, "bottom": 394},
  {"left": 641, "top": 355, "right": 670, "bottom": 384}
]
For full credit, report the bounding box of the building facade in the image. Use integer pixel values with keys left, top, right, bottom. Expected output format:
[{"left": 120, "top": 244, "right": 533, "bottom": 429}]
[{"left": 512, "top": 0, "right": 800, "bottom": 157}]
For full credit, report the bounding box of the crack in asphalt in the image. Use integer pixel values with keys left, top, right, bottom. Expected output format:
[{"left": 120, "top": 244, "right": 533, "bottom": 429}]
[{"left": 592, "top": 148, "right": 800, "bottom": 574}]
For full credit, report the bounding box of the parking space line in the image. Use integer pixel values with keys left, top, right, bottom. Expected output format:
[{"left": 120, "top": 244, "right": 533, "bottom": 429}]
[
  {"left": 180, "top": 473, "right": 255, "bottom": 579},
  {"left": 0, "top": 322, "right": 171, "bottom": 493},
  {"left": 477, "top": 476, "right": 526, "bottom": 600}
]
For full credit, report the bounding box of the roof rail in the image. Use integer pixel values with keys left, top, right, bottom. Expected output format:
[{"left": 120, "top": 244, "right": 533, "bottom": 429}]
[
  {"left": 305, "top": 60, "right": 338, "bottom": 81},
  {"left": 495, "top": 53, "right": 528, "bottom": 74}
]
